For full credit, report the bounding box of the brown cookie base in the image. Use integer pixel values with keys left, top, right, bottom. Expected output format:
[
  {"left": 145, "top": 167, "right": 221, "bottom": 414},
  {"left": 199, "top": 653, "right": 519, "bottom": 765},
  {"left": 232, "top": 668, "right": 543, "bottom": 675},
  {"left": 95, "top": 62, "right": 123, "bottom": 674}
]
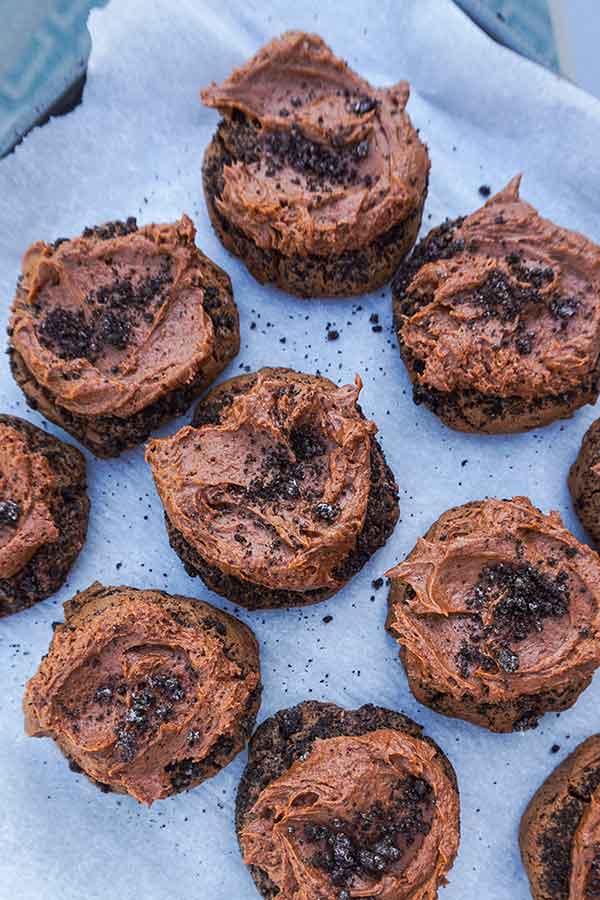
[
  {"left": 520, "top": 735, "right": 600, "bottom": 900},
  {"left": 202, "top": 121, "right": 426, "bottom": 298},
  {"left": 53, "top": 585, "right": 262, "bottom": 799},
  {"left": 569, "top": 418, "right": 600, "bottom": 545},
  {"left": 8, "top": 250, "right": 240, "bottom": 457},
  {"left": 160, "top": 370, "right": 399, "bottom": 610},
  {"left": 0, "top": 415, "right": 89, "bottom": 617},
  {"left": 235, "top": 700, "right": 459, "bottom": 900},
  {"left": 391, "top": 221, "right": 600, "bottom": 434}
]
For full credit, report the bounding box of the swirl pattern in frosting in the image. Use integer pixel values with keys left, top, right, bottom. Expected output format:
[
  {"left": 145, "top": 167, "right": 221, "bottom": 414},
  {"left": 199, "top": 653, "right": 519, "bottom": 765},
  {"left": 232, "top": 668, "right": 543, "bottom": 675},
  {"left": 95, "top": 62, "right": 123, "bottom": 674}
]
[
  {"left": 237, "top": 702, "right": 459, "bottom": 900},
  {"left": 146, "top": 368, "right": 390, "bottom": 597},
  {"left": 202, "top": 31, "right": 429, "bottom": 258},
  {"left": 9, "top": 215, "right": 238, "bottom": 420},
  {"left": 395, "top": 176, "right": 600, "bottom": 405},
  {"left": 386, "top": 497, "right": 600, "bottom": 731},
  {"left": 24, "top": 583, "right": 261, "bottom": 804}
]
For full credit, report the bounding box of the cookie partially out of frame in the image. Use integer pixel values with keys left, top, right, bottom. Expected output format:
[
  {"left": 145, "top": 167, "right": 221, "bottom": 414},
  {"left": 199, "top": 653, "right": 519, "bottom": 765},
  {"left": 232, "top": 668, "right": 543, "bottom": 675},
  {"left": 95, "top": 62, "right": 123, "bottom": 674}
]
[
  {"left": 392, "top": 176, "right": 600, "bottom": 433},
  {"left": 386, "top": 497, "right": 600, "bottom": 732},
  {"left": 569, "top": 417, "right": 600, "bottom": 546},
  {"left": 201, "top": 31, "right": 429, "bottom": 298},
  {"left": 236, "top": 701, "right": 460, "bottom": 900},
  {"left": 24, "top": 582, "right": 261, "bottom": 805},
  {"left": 146, "top": 367, "right": 399, "bottom": 609},
  {"left": 9, "top": 215, "right": 239, "bottom": 457},
  {"left": 0, "top": 414, "right": 89, "bottom": 617},
  {"left": 520, "top": 735, "right": 600, "bottom": 899}
]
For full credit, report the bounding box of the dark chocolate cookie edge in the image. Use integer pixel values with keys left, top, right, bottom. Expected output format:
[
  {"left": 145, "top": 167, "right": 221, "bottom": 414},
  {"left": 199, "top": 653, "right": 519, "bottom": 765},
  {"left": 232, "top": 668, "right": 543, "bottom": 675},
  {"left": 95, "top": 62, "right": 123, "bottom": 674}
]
[{"left": 0, "top": 414, "right": 89, "bottom": 616}]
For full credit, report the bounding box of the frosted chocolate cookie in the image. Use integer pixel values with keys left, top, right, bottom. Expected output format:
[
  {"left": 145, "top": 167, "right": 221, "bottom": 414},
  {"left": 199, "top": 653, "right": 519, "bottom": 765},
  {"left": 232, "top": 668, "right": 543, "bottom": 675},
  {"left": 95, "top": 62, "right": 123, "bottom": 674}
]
[
  {"left": 24, "top": 582, "right": 261, "bottom": 804},
  {"left": 386, "top": 497, "right": 600, "bottom": 732},
  {"left": 146, "top": 368, "right": 399, "bottom": 609},
  {"left": 520, "top": 735, "right": 600, "bottom": 899},
  {"left": 0, "top": 415, "right": 88, "bottom": 617},
  {"left": 201, "top": 31, "right": 429, "bottom": 297},
  {"left": 236, "top": 701, "right": 460, "bottom": 900},
  {"left": 392, "top": 177, "right": 600, "bottom": 432},
  {"left": 9, "top": 215, "right": 239, "bottom": 457},
  {"left": 569, "top": 418, "right": 600, "bottom": 546}
]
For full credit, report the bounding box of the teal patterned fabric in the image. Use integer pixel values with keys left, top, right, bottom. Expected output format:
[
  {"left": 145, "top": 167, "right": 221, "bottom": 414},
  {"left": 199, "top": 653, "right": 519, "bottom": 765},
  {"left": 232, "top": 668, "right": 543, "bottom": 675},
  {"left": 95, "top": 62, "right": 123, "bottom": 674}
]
[
  {"left": 0, "top": 0, "right": 557, "bottom": 157},
  {"left": 455, "top": 0, "right": 559, "bottom": 71},
  {"left": 0, "top": 0, "right": 106, "bottom": 156}
]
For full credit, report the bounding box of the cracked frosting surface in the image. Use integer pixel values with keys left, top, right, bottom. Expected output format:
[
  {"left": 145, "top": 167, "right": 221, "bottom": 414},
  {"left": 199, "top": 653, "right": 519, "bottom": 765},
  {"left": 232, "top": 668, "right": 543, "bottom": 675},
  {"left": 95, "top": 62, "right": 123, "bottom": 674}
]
[
  {"left": 240, "top": 728, "right": 459, "bottom": 900},
  {"left": 398, "top": 176, "right": 600, "bottom": 400},
  {"left": 0, "top": 422, "right": 59, "bottom": 579},
  {"left": 146, "top": 369, "right": 376, "bottom": 593},
  {"left": 386, "top": 497, "right": 600, "bottom": 710},
  {"left": 202, "top": 31, "right": 429, "bottom": 256},
  {"left": 10, "top": 215, "right": 228, "bottom": 418},
  {"left": 23, "top": 583, "right": 260, "bottom": 805}
]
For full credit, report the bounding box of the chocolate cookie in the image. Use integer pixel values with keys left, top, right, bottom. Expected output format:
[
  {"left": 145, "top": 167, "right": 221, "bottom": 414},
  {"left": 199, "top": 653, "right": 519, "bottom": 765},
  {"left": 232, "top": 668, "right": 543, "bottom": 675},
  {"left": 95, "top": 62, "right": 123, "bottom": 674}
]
[
  {"left": 201, "top": 31, "right": 429, "bottom": 298},
  {"left": 520, "top": 735, "right": 600, "bottom": 899},
  {"left": 392, "top": 176, "right": 600, "bottom": 432},
  {"left": 23, "top": 582, "right": 261, "bottom": 805},
  {"left": 146, "top": 368, "right": 399, "bottom": 609},
  {"left": 569, "top": 418, "right": 600, "bottom": 546},
  {"left": 0, "top": 414, "right": 88, "bottom": 617},
  {"left": 9, "top": 215, "right": 239, "bottom": 457},
  {"left": 386, "top": 497, "right": 600, "bottom": 732},
  {"left": 236, "top": 701, "right": 460, "bottom": 900}
]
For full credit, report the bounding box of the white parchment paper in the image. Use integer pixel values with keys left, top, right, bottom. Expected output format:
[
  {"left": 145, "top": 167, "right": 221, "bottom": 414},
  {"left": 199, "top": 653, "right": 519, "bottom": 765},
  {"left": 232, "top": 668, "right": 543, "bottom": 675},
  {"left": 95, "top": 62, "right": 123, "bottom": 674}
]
[{"left": 2, "top": 2, "right": 600, "bottom": 898}]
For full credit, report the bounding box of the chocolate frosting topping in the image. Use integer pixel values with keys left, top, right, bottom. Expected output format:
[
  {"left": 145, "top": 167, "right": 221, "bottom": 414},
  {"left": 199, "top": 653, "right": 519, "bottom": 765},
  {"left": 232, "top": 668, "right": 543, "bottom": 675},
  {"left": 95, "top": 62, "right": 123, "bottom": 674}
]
[
  {"left": 0, "top": 422, "right": 59, "bottom": 579},
  {"left": 398, "top": 176, "right": 600, "bottom": 400},
  {"left": 240, "top": 728, "right": 459, "bottom": 899},
  {"left": 387, "top": 497, "right": 600, "bottom": 713},
  {"left": 10, "top": 215, "right": 230, "bottom": 418},
  {"left": 23, "top": 583, "right": 260, "bottom": 804},
  {"left": 202, "top": 31, "right": 429, "bottom": 256},
  {"left": 146, "top": 369, "right": 376, "bottom": 593}
]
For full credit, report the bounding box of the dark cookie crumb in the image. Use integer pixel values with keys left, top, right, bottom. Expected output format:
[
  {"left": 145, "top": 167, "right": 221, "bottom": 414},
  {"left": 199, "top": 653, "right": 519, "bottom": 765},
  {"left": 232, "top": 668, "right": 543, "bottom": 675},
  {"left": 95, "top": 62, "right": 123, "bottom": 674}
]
[
  {"left": 313, "top": 503, "right": 341, "bottom": 522},
  {"left": 0, "top": 499, "right": 21, "bottom": 526},
  {"left": 478, "top": 185, "right": 491, "bottom": 197},
  {"left": 82, "top": 217, "right": 138, "bottom": 240},
  {"left": 303, "top": 777, "right": 432, "bottom": 894}
]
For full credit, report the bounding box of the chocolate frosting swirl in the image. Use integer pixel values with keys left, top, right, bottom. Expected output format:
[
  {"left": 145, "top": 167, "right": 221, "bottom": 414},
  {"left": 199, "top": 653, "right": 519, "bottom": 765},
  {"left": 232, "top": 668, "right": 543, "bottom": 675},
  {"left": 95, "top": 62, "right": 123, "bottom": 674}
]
[
  {"left": 202, "top": 31, "right": 429, "bottom": 256},
  {"left": 0, "top": 421, "right": 59, "bottom": 579},
  {"left": 10, "top": 215, "right": 232, "bottom": 418},
  {"left": 398, "top": 176, "right": 600, "bottom": 400},
  {"left": 23, "top": 583, "right": 260, "bottom": 804},
  {"left": 240, "top": 728, "right": 459, "bottom": 899},
  {"left": 146, "top": 369, "right": 375, "bottom": 593},
  {"left": 387, "top": 497, "right": 600, "bottom": 721}
]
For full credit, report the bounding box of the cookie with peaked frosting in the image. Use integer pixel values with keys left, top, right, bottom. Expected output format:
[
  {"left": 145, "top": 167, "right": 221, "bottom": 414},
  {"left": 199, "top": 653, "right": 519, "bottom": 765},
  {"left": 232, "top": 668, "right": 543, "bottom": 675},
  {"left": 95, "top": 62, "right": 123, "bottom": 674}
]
[
  {"left": 392, "top": 176, "right": 600, "bottom": 432},
  {"left": 146, "top": 367, "right": 399, "bottom": 609},
  {"left": 9, "top": 215, "right": 239, "bottom": 456},
  {"left": 236, "top": 701, "right": 460, "bottom": 900},
  {"left": 201, "top": 31, "right": 429, "bottom": 297}
]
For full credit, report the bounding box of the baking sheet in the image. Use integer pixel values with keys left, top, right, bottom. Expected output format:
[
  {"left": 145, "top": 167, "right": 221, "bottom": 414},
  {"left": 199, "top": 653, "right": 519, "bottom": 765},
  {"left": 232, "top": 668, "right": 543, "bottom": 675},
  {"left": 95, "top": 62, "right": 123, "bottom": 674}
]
[{"left": 2, "top": 1, "right": 600, "bottom": 897}]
